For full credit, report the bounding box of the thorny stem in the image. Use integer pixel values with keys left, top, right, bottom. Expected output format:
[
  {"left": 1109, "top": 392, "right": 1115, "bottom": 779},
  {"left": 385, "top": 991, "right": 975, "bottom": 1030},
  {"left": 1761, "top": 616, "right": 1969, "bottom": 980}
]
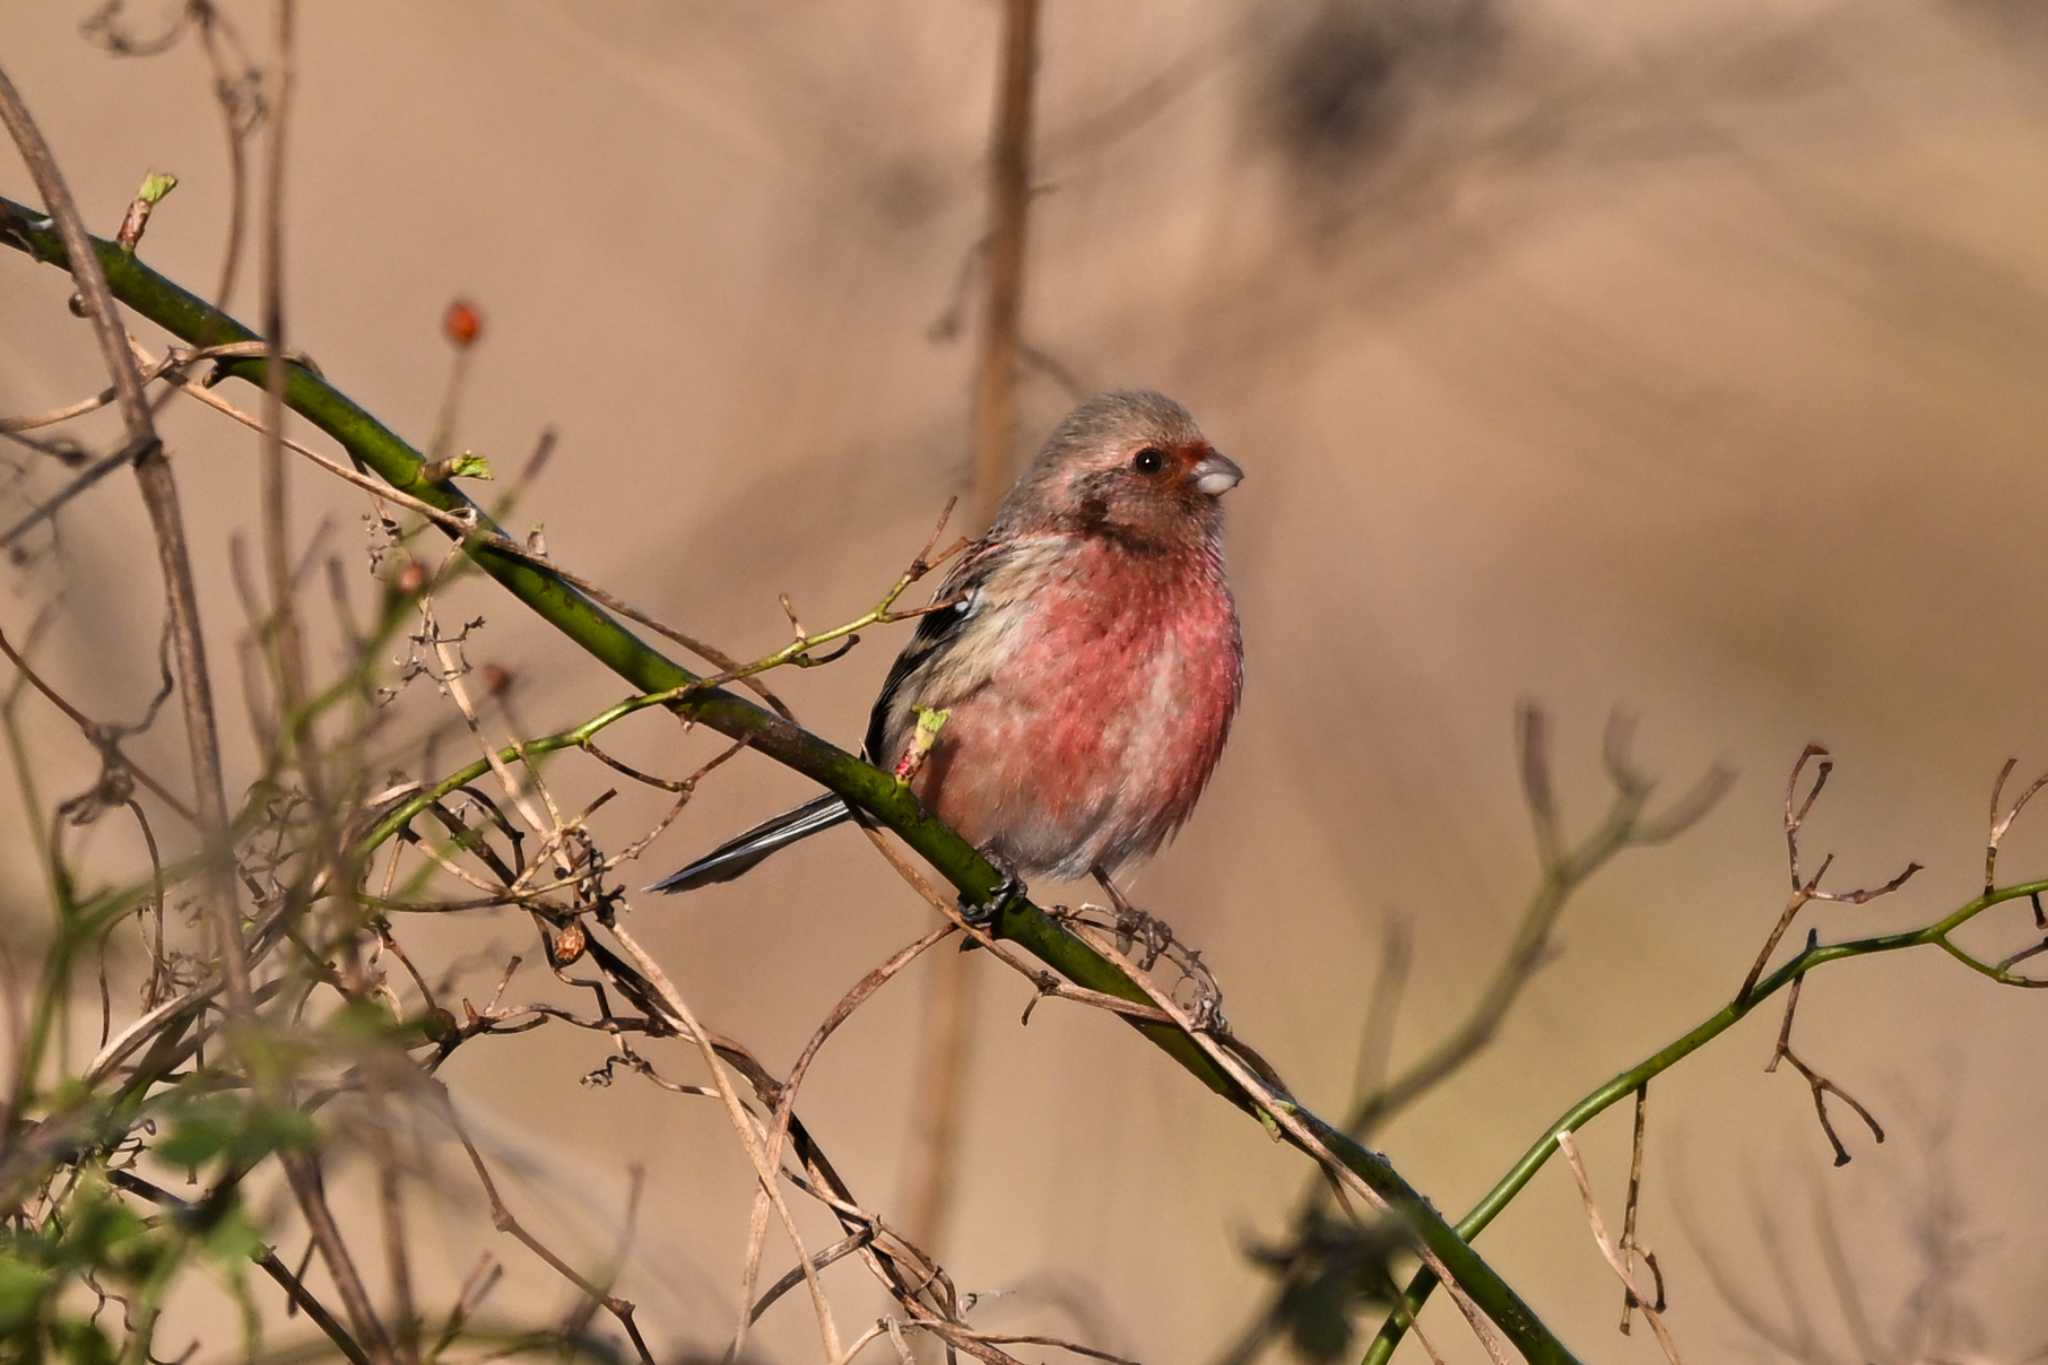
[{"left": 0, "top": 193, "right": 1581, "bottom": 1365}]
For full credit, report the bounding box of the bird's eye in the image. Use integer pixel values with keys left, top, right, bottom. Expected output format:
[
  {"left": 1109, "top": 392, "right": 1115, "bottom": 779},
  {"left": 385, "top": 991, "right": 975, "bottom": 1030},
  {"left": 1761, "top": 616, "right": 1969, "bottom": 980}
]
[{"left": 1131, "top": 447, "right": 1165, "bottom": 475}]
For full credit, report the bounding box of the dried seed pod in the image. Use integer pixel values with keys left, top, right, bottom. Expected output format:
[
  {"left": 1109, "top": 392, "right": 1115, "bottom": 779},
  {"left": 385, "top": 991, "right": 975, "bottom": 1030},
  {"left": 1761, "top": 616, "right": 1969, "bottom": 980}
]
[{"left": 550, "top": 920, "right": 588, "bottom": 967}]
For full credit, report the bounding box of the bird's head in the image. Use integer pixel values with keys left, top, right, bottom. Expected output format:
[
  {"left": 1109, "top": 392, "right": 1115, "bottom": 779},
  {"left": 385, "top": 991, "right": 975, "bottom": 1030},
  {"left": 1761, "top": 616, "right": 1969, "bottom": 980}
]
[{"left": 999, "top": 390, "right": 1243, "bottom": 553}]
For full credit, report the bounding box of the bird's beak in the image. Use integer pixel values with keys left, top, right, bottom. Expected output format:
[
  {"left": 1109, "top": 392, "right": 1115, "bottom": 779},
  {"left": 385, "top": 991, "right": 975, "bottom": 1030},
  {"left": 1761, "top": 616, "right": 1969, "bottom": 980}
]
[{"left": 1192, "top": 450, "right": 1243, "bottom": 497}]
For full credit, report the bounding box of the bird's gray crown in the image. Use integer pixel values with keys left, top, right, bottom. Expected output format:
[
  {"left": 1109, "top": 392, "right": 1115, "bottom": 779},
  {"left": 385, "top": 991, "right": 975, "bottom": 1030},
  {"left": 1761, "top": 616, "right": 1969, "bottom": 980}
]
[{"left": 1038, "top": 390, "right": 1202, "bottom": 462}]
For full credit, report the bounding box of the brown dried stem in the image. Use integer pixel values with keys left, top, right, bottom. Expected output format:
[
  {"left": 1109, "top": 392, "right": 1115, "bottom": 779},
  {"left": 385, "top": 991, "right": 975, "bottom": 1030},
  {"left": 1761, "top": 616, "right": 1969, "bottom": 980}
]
[
  {"left": 258, "top": 0, "right": 312, "bottom": 775},
  {"left": 0, "top": 69, "right": 231, "bottom": 865},
  {"left": 1984, "top": 756, "right": 2048, "bottom": 894},
  {"left": 1354, "top": 705, "right": 1732, "bottom": 1134},
  {"left": 1615, "top": 1082, "right": 1658, "bottom": 1335},
  {"left": 105, "top": 1169, "right": 370, "bottom": 1365},
  {"left": 1737, "top": 745, "right": 1922, "bottom": 1003},
  {"left": 1765, "top": 929, "right": 1886, "bottom": 1166},
  {"left": 738, "top": 921, "right": 956, "bottom": 1340},
  {"left": 1554, "top": 1129, "right": 1683, "bottom": 1364},
  {"left": 431, "top": 1085, "right": 656, "bottom": 1365}
]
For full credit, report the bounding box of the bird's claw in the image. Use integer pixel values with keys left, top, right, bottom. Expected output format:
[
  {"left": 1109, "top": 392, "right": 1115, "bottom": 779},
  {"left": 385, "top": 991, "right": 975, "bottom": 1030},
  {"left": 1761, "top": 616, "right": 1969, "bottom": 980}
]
[
  {"left": 959, "top": 852, "right": 1027, "bottom": 928},
  {"left": 1189, "top": 985, "right": 1227, "bottom": 1035}
]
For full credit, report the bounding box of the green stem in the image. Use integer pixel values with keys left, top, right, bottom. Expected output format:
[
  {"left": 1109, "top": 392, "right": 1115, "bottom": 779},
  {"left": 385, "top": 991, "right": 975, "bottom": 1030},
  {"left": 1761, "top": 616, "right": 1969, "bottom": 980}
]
[
  {"left": 356, "top": 689, "right": 681, "bottom": 855},
  {"left": 1359, "top": 877, "right": 2048, "bottom": 1364},
  {"left": 3, "top": 664, "right": 78, "bottom": 1127},
  {"left": 1, "top": 191, "right": 1578, "bottom": 1364}
]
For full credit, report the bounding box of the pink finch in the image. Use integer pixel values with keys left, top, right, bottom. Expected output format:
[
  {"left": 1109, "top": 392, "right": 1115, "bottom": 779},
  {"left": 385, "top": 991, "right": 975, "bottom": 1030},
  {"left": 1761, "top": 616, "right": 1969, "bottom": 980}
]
[{"left": 648, "top": 390, "right": 1244, "bottom": 906}]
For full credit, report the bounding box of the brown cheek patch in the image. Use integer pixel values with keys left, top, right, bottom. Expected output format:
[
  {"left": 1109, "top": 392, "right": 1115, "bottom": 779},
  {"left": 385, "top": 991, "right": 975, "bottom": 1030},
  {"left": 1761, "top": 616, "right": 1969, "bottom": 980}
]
[{"left": 1070, "top": 469, "right": 1122, "bottom": 531}]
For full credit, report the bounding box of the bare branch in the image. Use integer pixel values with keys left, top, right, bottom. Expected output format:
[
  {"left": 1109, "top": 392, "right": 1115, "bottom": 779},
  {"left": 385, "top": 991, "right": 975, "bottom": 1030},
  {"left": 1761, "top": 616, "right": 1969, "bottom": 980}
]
[
  {"left": 1766, "top": 931, "right": 1885, "bottom": 1166},
  {"left": 1986, "top": 757, "right": 2048, "bottom": 893}
]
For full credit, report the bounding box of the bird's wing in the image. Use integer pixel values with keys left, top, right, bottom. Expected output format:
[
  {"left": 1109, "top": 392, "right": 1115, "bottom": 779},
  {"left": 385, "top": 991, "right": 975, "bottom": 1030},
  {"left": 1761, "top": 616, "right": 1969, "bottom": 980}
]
[{"left": 862, "top": 532, "right": 1058, "bottom": 764}]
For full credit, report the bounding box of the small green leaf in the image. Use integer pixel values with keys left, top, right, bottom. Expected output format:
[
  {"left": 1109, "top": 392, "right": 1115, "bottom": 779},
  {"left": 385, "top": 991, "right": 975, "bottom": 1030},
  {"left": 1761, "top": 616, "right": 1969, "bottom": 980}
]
[
  {"left": 156, "top": 1106, "right": 237, "bottom": 1167},
  {"left": 897, "top": 707, "right": 950, "bottom": 786},
  {"left": 159, "top": 1098, "right": 318, "bottom": 1169},
  {"left": 0, "top": 1251, "right": 52, "bottom": 1335},
  {"left": 327, "top": 996, "right": 399, "bottom": 1043},
  {"left": 420, "top": 452, "right": 493, "bottom": 483},
  {"left": 51, "top": 1315, "right": 118, "bottom": 1365},
  {"left": 136, "top": 172, "right": 179, "bottom": 205},
  {"left": 42, "top": 1077, "right": 91, "bottom": 1112},
  {"left": 202, "top": 1206, "right": 263, "bottom": 1267},
  {"left": 56, "top": 1180, "right": 149, "bottom": 1271},
  {"left": 241, "top": 1106, "right": 317, "bottom": 1160}
]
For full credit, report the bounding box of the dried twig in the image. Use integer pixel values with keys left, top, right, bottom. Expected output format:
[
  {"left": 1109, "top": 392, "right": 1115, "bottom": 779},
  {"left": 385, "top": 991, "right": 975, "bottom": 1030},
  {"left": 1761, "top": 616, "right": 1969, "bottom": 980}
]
[
  {"left": 257, "top": 0, "right": 312, "bottom": 779},
  {"left": 191, "top": 0, "right": 265, "bottom": 307},
  {"left": 1352, "top": 913, "right": 1413, "bottom": 1100},
  {"left": 1555, "top": 1130, "right": 1683, "bottom": 1364},
  {"left": 106, "top": 1169, "right": 371, "bottom": 1365},
  {"left": 0, "top": 64, "right": 234, "bottom": 897},
  {"left": 739, "top": 922, "right": 955, "bottom": 1338},
  {"left": 1616, "top": 1082, "right": 1660, "bottom": 1335},
  {"left": 0, "top": 54, "right": 392, "bottom": 1359},
  {"left": 1354, "top": 706, "right": 1731, "bottom": 1134},
  {"left": 1765, "top": 929, "right": 1885, "bottom": 1166},
  {"left": 430, "top": 1086, "right": 656, "bottom": 1365},
  {"left": 1985, "top": 756, "right": 2048, "bottom": 894},
  {"left": 1737, "top": 745, "right": 1921, "bottom": 1003},
  {"left": 598, "top": 921, "right": 846, "bottom": 1362}
]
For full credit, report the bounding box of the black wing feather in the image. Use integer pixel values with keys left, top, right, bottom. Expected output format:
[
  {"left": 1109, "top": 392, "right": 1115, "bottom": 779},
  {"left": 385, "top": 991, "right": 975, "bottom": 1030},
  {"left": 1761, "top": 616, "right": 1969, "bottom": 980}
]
[
  {"left": 862, "top": 551, "right": 988, "bottom": 763},
  {"left": 644, "top": 793, "right": 851, "bottom": 893}
]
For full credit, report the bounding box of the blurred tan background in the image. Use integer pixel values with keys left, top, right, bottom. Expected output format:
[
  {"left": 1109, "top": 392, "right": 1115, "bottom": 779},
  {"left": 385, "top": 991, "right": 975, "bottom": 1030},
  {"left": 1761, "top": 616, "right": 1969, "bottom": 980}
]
[{"left": 5, "top": 2, "right": 2048, "bottom": 1361}]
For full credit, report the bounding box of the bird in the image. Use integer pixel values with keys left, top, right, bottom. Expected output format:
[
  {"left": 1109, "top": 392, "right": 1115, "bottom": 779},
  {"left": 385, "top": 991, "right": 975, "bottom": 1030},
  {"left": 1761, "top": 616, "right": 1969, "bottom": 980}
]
[{"left": 646, "top": 390, "right": 1244, "bottom": 909}]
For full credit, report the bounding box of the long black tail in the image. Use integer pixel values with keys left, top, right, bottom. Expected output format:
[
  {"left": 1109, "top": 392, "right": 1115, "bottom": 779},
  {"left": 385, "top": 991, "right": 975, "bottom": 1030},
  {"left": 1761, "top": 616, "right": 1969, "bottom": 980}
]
[{"left": 643, "top": 793, "right": 852, "bottom": 894}]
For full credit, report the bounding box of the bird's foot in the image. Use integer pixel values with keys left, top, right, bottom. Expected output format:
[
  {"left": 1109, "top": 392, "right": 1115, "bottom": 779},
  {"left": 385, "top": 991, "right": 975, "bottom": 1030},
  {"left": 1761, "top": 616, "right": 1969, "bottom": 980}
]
[
  {"left": 958, "top": 850, "right": 1028, "bottom": 928},
  {"left": 1086, "top": 868, "right": 1229, "bottom": 1028},
  {"left": 1091, "top": 866, "right": 1140, "bottom": 921},
  {"left": 1186, "top": 978, "right": 1228, "bottom": 1035}
]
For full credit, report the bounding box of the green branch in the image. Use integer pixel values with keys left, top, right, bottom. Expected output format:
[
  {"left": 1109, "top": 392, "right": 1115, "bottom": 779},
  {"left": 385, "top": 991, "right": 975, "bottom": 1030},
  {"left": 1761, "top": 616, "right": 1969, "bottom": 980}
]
[
  {"left": 1359, "top": 876, "right": 2048, "bottom": 1364},
  {"left": 0, "top": 192, "right": 1580, "bottom": 1363}
]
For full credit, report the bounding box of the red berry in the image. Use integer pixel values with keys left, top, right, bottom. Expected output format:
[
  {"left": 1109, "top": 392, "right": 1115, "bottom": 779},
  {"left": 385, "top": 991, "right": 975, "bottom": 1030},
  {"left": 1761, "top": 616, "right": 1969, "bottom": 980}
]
[{"left": 443, "top": 299, "right": 482, "bottom": 348}]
